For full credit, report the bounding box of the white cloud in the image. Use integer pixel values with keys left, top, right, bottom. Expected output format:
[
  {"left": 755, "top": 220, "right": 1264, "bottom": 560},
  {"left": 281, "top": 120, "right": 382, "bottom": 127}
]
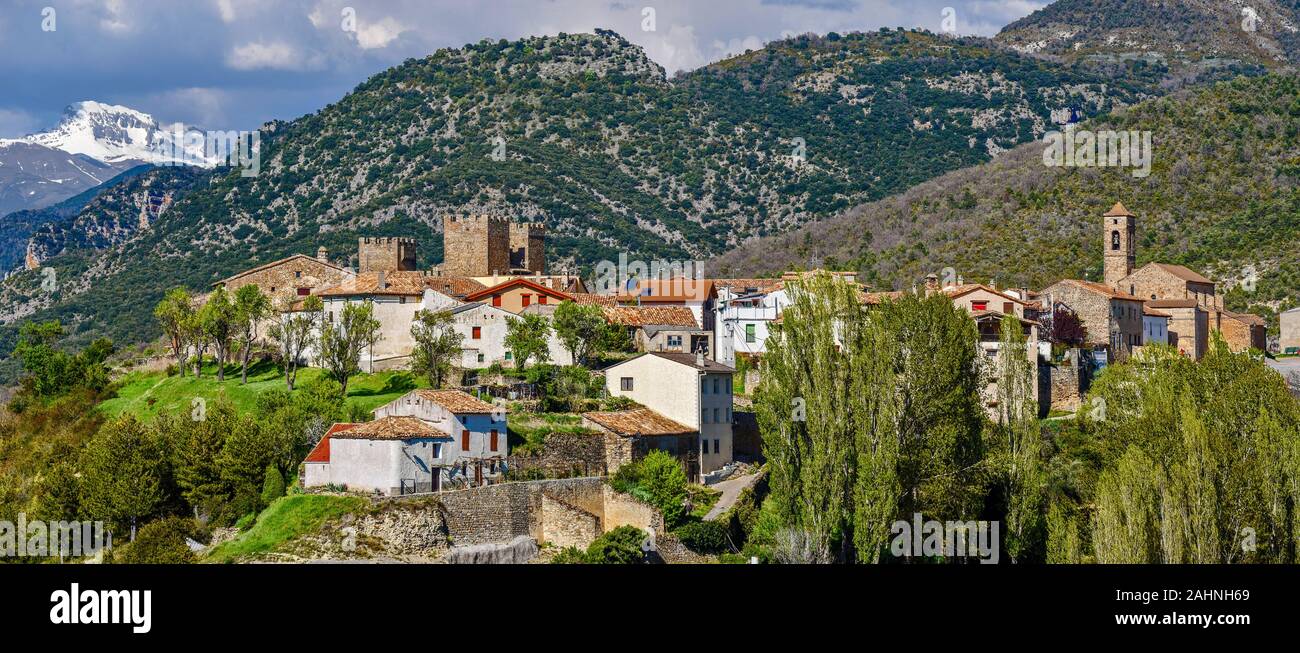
[
  {"left": 355, "top": 17, "right": 408, "bottom": 49},
  {"left": 99, "top": 0, "right": 131, "bottom": 34},
  {"left": 0, "top": 107, "right": 43, "bottom": 139},
  {"left": 226, "top": 41, "right": 320, "bottom": 71}
]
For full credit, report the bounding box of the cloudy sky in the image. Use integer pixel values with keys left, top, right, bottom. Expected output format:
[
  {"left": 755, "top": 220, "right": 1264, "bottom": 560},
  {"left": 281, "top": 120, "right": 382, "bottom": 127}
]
[{"left": 0, "top": 0, "right": 1046, "bottom": 137}]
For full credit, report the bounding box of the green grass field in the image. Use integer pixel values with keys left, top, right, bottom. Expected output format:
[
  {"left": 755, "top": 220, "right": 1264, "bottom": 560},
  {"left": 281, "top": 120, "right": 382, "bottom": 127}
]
[
  {"left": 205, "top": 494, "right": 368, "bottom": 563},
  {"left": 98, "top": 359, "right": 430, "bottom": 420}
]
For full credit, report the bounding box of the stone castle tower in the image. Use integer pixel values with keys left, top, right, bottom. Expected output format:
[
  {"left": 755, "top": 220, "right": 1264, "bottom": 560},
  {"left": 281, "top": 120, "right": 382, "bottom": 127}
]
[
  {"left": 441, "top": 215, "right": 544, "bottom": 277},
  {"left": 358, "top": 236, "right": 418, "bottom": 273},
  {"left": 1103, "top": 202, "right": 1136, "bottom": 289}
]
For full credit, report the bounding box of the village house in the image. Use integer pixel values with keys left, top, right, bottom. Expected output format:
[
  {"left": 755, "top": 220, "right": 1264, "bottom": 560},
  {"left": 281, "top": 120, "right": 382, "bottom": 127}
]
[
  {"left": 1281, "top": 307, "right": 1300, "bottom": 354},
  {"left": 602, "top": 305, "right": 712, "bottom": 356},
  {"left": 601, "top": 352, "right": 735, "bottom": 477},
  {"left": 302, "top": 389, "right": 507, "bottom": 495},
  {"left": 1145, "top": 299, "right": 1209, "bottom": 359},
  {"left": 1142, "top": 306, "right": 1171, "bottom": 347},
  {"left": 315, "top": 270, "right": 438, "bottom": 371},
  {"left": 213, "top": 247, "right": 353, "bottom": 309},
  {"left": 1039, "top": 279, "right": 1145, "bottom": 355},
  {"left": 581, "top": 407, "right": 700, "bottom": 481},
  {"left": 463, "top": 277, "right": 574, "bottom": 314},
  {"left": 713, "top": 280, "right": 790, "bottom": 367},
  {"left": 614, "top": 279, "right": 718, "bottom": 330},
  {"left": 448, "top": 300, "right": 573, "bottom": 368}
]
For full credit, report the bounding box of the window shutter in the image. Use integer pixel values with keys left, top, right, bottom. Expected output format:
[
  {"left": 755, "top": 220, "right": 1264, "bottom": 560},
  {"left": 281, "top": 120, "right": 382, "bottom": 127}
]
[
  {"left": 461, "top": 430, "right": 470, "bottom": 451},
  {"left": 490, "top": 429, "right": 499, "bottom": 452}
]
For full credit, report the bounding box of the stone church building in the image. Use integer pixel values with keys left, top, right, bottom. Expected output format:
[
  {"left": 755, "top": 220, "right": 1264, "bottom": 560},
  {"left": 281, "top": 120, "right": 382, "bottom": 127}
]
[{"left": 1101, "top": 202, "right": 1265, "bottom": 357}]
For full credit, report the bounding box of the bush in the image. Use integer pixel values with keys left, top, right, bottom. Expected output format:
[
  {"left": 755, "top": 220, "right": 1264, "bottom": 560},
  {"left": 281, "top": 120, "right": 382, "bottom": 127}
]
[
  {"left": 261, "top": 464, "right": 286, "bottom": 508},
  {"left": 641, "top": 450, "right": 688, "bottom": 528},
  {"left": 585, "top": 525, "right": 646, "bottom": 564},
  {"left": 550, "top": 546, "right": 588, "bottom": 564},
  {"left": 119, "top": 516, "right": 197, "bottom": 564},
  {"left": 674, "top": 520, "right": 729, "bottom": 554}
]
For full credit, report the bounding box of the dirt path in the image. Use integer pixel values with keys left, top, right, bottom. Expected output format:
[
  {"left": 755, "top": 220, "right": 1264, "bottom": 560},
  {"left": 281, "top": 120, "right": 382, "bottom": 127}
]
[{"left": 704, "top": 472, "right": 760, "bottom": 521}]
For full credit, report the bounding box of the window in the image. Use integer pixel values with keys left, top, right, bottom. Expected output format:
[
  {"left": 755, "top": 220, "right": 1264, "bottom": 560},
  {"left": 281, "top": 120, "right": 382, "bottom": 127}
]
[
  {"left": 702, "top": 409, "right": 709, "bottom": 424},
  {"left": 270, "top": 286, "right": 276, "bottom": 292},
  {"left": 713, "top": 439, "right": 720, "bottom": 454},
  {"left": 505, "top": 352, "right": 513, "bottom": 360},
  {"left": 521, "top": 294, "right": 532, "bottom": 307},
  {"left": 492, "top": 295, "right": 502, "bottom": 307},
  {"left": 327, "top": 311, "right": 334, "bottom": 323},
  {"left": 667, "top": 335, "right": 682, "bottom": 348},
  {"left": 538, "top": 295, "right": 548, "bottom": 305},
  {"left": 971, "top": 301, "right": 988, "bottom": 311},
  {"left": 713, "top": 408, "right": 720, "bottom": 423},
  {"left": 744, "top": 324, "right": 756, "bottom": 343},
  {"left": 461, "top": 430, "right": 470, "bottom": 451},
  {"left": 712, "top": 378, "right": 719, "bottom": 394},
  {"left": 490, "top": 429, "right": 499, "bottom": 452},
  {"left": 701, "top": 378, "right": 708, "bottom": 394},
  {"left": 431, "top": 444, "right": 442, "bottom": 459},
  {"left": 1111, "top": 231, "right": 1121, "bottom": 250},
  {"left": 297, "top": 287, "right": 310, "bottom": 296},
  {"left": 295, "top": 271, "right": 302, "bottom": 278},
  {"left": 1003, "top": 302, "right": 1013, "bottom": 314},
  {"left": 472, "top": 326, "right": 481, "bottom": 340},
  {"left": 399, "top": 296, "right": 406, "bottom": 304},
  {"left": 701, "top": 439, "right": 708, "bottom": 454},
  {"left": 620, "top": 377, "right": 634, "bottom": 391},
  {"left": 476, "top": 353, "right": 485, "bottom": 363}
]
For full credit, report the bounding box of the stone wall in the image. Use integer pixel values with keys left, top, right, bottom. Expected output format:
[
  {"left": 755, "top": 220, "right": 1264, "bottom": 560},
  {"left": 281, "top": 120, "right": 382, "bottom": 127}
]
[
  {"left": 1039, "top": 355, "right": 1089, "bottom": 413},
  {"left": 541, "top": 494, "right": 601, "bottom": 548},
  {"left": 511, "top": 431, "right": 610, "bottom": 478},
  {"left": 1123, "top": 265, "right": 1218, "bottom": 309},
  {"left": 1218, "top": 315, "right": 1266, "bottom": 353},
  {"left": 379, "top": 476, "right": 663, "bottom": 550}
]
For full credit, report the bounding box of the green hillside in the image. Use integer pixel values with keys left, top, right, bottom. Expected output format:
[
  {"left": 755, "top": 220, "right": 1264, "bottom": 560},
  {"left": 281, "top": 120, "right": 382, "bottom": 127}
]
[
  {"left": 714, "top": 73, "right": 1300, "bottom": 328},
  {"left": 0, "top": 28, "right": 1161, "bottom": 367}
]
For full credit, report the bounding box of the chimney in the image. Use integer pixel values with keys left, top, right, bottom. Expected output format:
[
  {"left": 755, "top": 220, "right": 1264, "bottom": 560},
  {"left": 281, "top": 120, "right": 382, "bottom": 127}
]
[
  {"left": 957, "top": 274, "right": 964, "bottom": 286},
  {"left": 317, "top": 246, "right": 328, "bottom": 262},
  {"left": 924, "top": 273, "right": 939, "bottom": 296},
  {"left": 377, "top": 270, "right": 386, "bottom": 290},
  {"left": 696, "top": 351, "right": 705, "bottom": 368}
]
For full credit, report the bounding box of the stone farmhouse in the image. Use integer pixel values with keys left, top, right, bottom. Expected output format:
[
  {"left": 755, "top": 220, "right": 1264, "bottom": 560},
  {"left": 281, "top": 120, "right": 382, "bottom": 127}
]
[
  {"left": 582, "top": 407, "right": 701, "bottom": 481},
  {"left": 602, "top": 305, "right": 712, "bottom": 356},
  {"left": 303, "top": 389, "right": 506, "bottom": 495},
  {"left": 212, "top": 247, "right": 353, "bottom": 309},
  {"left": 601, "top": 352, "right": 736, "bottom": 477},
  {"left": 1039, "top": 279, "right": 1147, "bottom": 353}
]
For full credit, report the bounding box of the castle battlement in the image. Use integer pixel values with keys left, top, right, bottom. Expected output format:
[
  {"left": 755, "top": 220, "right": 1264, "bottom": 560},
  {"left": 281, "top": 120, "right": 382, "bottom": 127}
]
[{"left": 441, "top": 214, "right": 545, "bottom": 276}]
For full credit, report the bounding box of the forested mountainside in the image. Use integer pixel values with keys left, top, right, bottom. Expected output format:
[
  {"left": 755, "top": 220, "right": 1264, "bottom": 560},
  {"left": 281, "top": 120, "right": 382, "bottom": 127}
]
[
  {"left": 996, "top": 0, "right": 1300, "bottom": 70},
  {"left": 713, "top": 73, "right": 1300, "bottom": 325},
  {"left": 0, "top": 166, "right": 153, "bottom": 273},
  {"left": 0, "top": 28, "right": 1162, "bottom": 363}
]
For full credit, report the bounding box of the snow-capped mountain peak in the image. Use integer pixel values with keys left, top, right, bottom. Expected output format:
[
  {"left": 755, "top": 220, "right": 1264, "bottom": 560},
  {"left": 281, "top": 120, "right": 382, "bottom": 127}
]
[{"left": 1, "top": 101, "right": 222, "bottom": 167}]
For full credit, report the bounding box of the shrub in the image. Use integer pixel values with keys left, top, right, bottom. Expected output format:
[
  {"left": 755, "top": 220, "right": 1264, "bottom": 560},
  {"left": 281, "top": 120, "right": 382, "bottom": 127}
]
[
  {"left": 585, "top": 525, "right": 646, "bottom": 564},
  {"left": 261, "top": 464, "right": 286, "bottom": 508},
  {"left": 119, "top": 516, "right": 197, "bottom": 564},
  {"left": 641, "top": 450, "right": 688, "bottom": 528},
  {"left": 674, "top": 520, "right": 729, "bottom": 554},
  {"left": 550, "top": 546, "right": 588, "bottom": 564}
]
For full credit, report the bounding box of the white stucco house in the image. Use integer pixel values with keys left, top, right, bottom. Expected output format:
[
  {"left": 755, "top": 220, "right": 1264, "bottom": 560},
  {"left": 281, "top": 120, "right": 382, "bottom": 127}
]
[
  {"left": 601, "top": 352, "right": 735, "bottom": 475},
  {"left": 449, "top": 301, "right": 573, "bottom": 369},
  {"left": 302, "top": 389, "right": 506, "bottom": 494},
  {"left": 1142, "top": 306, "right": 1171, "bottom": 347},
  {"left": 714, "top": 284, "right": 790, "bottom": 366}
]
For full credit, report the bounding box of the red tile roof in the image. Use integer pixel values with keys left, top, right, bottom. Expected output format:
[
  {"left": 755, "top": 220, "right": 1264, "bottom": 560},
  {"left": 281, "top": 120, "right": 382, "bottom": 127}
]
[
  {"left": 214, "top": 253, "right": 348, "bottom": 287},
  {"left": 1104, "top": 201, "right": 1134, "bottom": 217},
  {"left": 1049, "top": 279, "right": 1143, "bottom": 301},
  {"left": 615, "top": 279, "right": 715, "bottom": 303},
  {"left": 1149, "top": 263, "right": 1214, "bottom": 286},
  {"left": 602, "top": 305, "right": 699, "bottom": 328},
  {"left": 304, "top": 423, "right": 360, "bottom": 463},
  {"left": 410, "top": 389, "right": 499, "bottom": 414},
  {"left": 582, "top": 408, "right": 696, "bottom": 437},
  {"left": 332, "top": 416, "right": 443, "bottom": 441},
  {"left": 464, "top": 277, "right": 574, "bottom": 303}
]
